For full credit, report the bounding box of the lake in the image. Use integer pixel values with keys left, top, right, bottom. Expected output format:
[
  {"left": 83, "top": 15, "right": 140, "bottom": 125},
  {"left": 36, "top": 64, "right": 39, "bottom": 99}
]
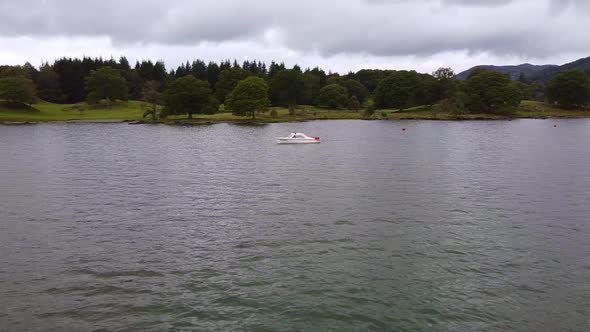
[{"left": 1, "top": 120, "right": 589, "bottom": 331}]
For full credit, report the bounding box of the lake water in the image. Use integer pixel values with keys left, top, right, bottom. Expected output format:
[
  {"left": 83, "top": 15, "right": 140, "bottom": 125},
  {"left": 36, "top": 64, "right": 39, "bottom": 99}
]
[{"left": 1, "top": 120, "right": 589, "bottom": 331}]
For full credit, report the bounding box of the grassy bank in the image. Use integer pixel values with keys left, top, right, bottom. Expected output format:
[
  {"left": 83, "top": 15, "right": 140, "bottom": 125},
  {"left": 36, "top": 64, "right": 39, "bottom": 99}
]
[
  {"left": 0, "top": 101, "right": 145, "bottom": 122},
  {"left": 1, "top": 100, "right": 589, "bottom": 124}
]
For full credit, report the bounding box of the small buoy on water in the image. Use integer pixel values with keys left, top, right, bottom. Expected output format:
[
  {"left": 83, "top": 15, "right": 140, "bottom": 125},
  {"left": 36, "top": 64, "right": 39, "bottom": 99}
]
[
  {"left": 402, "top": 128, "right": 406, "bottom": 131},
  {"left": 554, "top": 125, "right": 557, "bottom": 128}
]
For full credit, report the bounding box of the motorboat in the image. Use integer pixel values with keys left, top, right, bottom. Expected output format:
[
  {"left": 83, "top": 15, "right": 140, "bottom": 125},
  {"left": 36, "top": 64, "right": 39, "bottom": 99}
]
[{"left": 277, "top": 133, "right": 321, "bottom": 144}]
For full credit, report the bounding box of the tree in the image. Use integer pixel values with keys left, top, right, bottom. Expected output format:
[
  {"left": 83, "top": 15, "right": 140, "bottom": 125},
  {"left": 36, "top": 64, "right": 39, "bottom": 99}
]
[
  {"left": 374, "top": 70, "right": 423, "bottom": 110},
  {"left": 316, "top": 84, "right": 348, "bottom": 108},
  {"left": 226, "top": 77, "right": 270, "bottom": 119},
  {"left": 432, "top": 67, "right": 457, "bottom": 100},
  {"left": 301, "top": 70, "right": 325, "bottom": 105},
  {"left": 356, "top": 69, "right": 390, "bottom": 93},
  {"left": 0, "top": 76, "right": 37, "bottom": 106},
  {"left": 515, "top": 81, "right": 536, "bottom": 100},
  {"left": 0, "top": 64, "right": 36, "bottom": 79},
  {"left": 348, "top": 95, "right": 361, "bottom": 111},
  {"left": 191, "top": 59, "right": 207, "bottom": 81},
  {"left": 463, "top": 69, "right": 522, "bottom": 113},
  {"left": 203, "top": 96, "right": 220, "bottom": 115},
  {"left": 545, "top": 69, "right": 590, "bottom": 108},
  {"left": 118, "top": 56, "right": 131, "bottom": 71},
  {"left": 142, "top": 80, "right": 161, "bottom": 121},
  {"left": 339, "top": 79, "right": 369, "bottom": 102},
  {"left": 36, "top": 64, "right": 63, "bottom": 102},
  {"left": 432, "top": 67, "right": 455, "bottom": 81},
  {"left": 215, "top": 67, "right": 250, "bottom": 103},
  {"left": 270, "top": 69, "right": 305, "bottom": 106},
  {"left": 85, "top": 66, "right": 129, "bottom": 104},
  {"left": 53, "top": 58, "right": 86, "bottom": 103},
  {"left": 163, "top": 76, "right": 211, "bottom": 119},
  {"left": 206, "top": 62, "right": 221, "bottom": 87},
  {"left": 417, "top": 74, "right": 443, "bottom": 106},
  {"left": 152, "top": 61, "right": 167, "bottom": 84}
]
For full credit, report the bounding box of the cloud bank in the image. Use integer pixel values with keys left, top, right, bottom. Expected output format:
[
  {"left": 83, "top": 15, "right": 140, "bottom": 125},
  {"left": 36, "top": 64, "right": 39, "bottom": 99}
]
[{"left": 0, "top": 0, "right": 588, "bottom": 73}]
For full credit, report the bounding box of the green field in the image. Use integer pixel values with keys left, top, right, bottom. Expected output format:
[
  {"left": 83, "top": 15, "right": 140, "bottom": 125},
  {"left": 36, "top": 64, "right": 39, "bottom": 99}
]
[
  {"left": 0, "top": 101, "right": 145, "bottom": 122},
  {"left": 1, "top": 100, "right": 589, "bottom": 124}
]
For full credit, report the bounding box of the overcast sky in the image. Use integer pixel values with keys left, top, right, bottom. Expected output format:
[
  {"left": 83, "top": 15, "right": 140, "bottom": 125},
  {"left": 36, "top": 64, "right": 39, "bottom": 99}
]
[{"left": 0, "top": 0, "right": 588, "bottom": 73}]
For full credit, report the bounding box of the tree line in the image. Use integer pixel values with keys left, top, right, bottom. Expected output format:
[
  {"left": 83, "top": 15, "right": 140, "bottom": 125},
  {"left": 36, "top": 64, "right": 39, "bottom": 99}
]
[{"left": 1, "top": 56, "right": 589, "bottom": 119}]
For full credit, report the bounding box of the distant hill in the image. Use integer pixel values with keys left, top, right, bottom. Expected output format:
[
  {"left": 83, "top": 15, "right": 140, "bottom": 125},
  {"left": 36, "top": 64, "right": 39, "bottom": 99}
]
[{"left": 456, "top": 56, "right": 590, "bottom": 83}]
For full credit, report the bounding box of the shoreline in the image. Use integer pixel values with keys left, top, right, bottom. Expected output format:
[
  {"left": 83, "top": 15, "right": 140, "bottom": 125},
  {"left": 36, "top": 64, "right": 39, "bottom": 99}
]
[
  {"left": 2, "top": 100, "right": 589, "bottom": 125},
  {"left": 2, "top": 114, "right": 589, "bottom": 125}
]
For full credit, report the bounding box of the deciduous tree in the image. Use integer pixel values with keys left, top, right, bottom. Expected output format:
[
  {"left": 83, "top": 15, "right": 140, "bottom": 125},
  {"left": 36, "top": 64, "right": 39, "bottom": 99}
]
[
  {"left": 215, "top": 67, "right": 250, "bottom": 103},
  {"left": 317, "top": 84, "right": 348, "bottom": 108},
  {"left": 226, "top": 77, "right": 270, "bottom": 119},
  {"left": 545, "top": 69, "right": 590, "bottom": 108},
  {"left": 0, "top": 76, "right": 37, "bottom": 106},
  {"left": 339, "top": 79, "right": 369, "bottom": 103},
  {"left": 142, "top": 80, "right": 161, "bottom": 121},
  {"left": 374, "top": 70, "right": 422, "bottom": 110},
  {"left": 463, "top": 69, "right": 522, "bottom": 113},
  {"left": 163, "top": 76, "right": 211, "bottom": 119},
  {"left": 85, "top": 66, "right": 129, "bottom": 104}
]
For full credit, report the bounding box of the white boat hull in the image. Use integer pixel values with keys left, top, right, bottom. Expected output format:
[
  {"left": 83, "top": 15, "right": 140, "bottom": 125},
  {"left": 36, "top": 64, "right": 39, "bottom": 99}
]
[{"left": 277, "top": 138, "right": 320, "bottom": 144}]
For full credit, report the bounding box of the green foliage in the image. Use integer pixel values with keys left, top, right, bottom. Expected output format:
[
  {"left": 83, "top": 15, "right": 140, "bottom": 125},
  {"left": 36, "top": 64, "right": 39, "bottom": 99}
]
[
  {"left": 545, "top": 69, "right": 590, "bottom": 108},
  {"left": 515, "top": 81, "right": 536, "bottom": 100},
  {"left": 430, "top": 67, "right": 457, "bottom": 102},
  {"left": 270, "top": 69, "right": 305, "bottom": 106},
  {"left": 316, "top": 84, "right": 348, "bottom": 108},
  {"left": 355, "top": 69, "right": 391, "bottom": 93},
  {"left": 339, "top": 79, "right": 369, "bottom": 102},
  {"left": 0, "top": 76, "right": 37, "bottom": 105},
  {"left": 301, "top": 71, "right": 324, "bottom": 105},
  {"left": 203, "top": 96, "right": 220, "bottom": 115},
  {"left": 326, "top": 74, "right": 343, "bottom": 86},
  {"left": 418, "top": 74, "right": 443, "bottom": 106},
  {"left": 214, "top": 67, "right": 250, "bottom": 103},
  {"left": 348, "top": 95, "right": 361, "bottom": 111},
  {"left": 434, "top": 91, "right": 468, "bottom": 117},
  {"left": 226, "top": 76, "right": 270, "bottom": 119},
  {"left": 432, "top": 67, "right": 455, "bottom": 81},
  {"left": 462, "top": 69, "right": 522, "bottom": 113},
  {"left": 363, "top": 107, "right": 375, "bottom": 118},
  {"left": 85, "top": 66, "right": 129, "bottom": 104},
  {"left": 163, "top": 76, "right": 212, "bottom": 119},
  {"left": 0, "top": 63, "right": 36, "bottom": 79},
  {"left": 141, "top": 80, "right": 161, "bottom": 121},
  {"left": 36, "top": 64, "right": 63, "bottom": 102},
  {"left": 364, "top": 98, "right": 376, "bottom": 112},
  {"left": 374, "top": 70, "right": 423, "bottom": 110}
]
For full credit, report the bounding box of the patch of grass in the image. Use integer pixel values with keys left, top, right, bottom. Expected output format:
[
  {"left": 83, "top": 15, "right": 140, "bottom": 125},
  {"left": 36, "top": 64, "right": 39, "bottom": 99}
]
[
  {"left": 516, "top": 100, "right": 590, "bottom": 118},
  {"left": 0, "top": 100, "right": 144, "bottom": 122}
]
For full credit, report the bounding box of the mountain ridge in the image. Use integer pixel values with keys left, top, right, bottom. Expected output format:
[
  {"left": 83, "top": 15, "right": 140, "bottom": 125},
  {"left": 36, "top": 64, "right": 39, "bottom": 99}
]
[{"left": 456, "top": 56, "right": 590, "bottom": 83}]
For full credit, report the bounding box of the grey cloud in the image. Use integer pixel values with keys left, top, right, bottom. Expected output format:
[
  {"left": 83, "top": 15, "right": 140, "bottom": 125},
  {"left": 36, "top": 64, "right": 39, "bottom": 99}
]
[
  {"left": 364, "top": 0, "right": 513, "bottom": 7},
  {"left": 549, "top": 0, "right": 590, "bottom": 11},
  {"left": 442, "top": 0, "right": 513, "bottom": 7},
  {"left": 0, "top": 0, "right": 588, "bottom": 60}
]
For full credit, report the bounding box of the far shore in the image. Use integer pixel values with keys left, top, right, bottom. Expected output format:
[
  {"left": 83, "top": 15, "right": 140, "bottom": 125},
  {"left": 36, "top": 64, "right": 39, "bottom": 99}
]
[{"left": 1, "top": 100, "right": 589, "bottom": 125}]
